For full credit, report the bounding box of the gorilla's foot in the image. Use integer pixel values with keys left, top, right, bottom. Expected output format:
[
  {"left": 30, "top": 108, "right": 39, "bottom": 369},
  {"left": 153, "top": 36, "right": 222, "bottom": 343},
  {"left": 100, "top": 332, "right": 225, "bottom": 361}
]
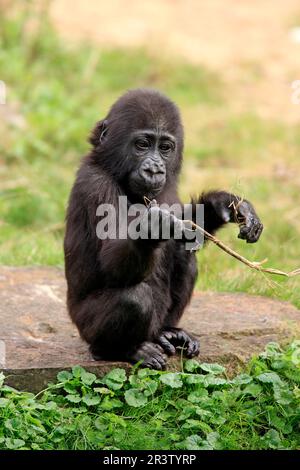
[
  {"left": 157, "top": 327, "right": 200, "bottom": 358},
  {"left": 130, "top": 341, "right": 167, "bottom": 370}
]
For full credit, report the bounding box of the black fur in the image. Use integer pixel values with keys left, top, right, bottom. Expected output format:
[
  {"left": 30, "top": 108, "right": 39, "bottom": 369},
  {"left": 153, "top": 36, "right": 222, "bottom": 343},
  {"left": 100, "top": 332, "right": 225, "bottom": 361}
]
[{"left": 64, "top": 89, "right": 263, "bottom": 369}]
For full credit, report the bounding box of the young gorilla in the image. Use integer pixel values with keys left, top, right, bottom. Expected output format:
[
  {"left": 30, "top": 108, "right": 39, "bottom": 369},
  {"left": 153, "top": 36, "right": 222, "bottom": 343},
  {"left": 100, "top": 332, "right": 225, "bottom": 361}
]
[{"left": 64, "top": 89, "right": 263, "bottom": 369}]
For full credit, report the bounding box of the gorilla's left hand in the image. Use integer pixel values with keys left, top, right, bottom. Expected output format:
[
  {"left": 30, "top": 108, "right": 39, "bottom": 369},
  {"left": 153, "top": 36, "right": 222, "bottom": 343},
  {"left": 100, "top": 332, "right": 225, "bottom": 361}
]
[
  {"left": 213, "top": 192, "right": 263, "bottom": 244},
  {"left": 233, "top": 200, "right": 263, "bottom": 244}
]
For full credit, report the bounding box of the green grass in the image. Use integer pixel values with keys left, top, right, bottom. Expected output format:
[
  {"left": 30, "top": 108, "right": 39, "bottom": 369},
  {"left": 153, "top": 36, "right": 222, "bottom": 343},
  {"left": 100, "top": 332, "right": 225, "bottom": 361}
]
[
  {"left": 1, "top": 342, "right": 300, "bottom": 450},
  {"left": 0, "top": 5, "right": 221, "bottom": 266},
  {"left": 1, "top": 5, "right": 300, "bottom": 305},
  {"left": 1, "top": 4, "right": 300, "bottom": 451},
  {"left": 1, "top": 5, "right": 300, "bottom": 307}
]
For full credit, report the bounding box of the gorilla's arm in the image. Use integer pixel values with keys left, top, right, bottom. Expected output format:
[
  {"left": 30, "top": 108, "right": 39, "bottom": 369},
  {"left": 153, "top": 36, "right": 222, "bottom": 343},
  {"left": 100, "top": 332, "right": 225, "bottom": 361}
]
[
  {"left": 99, "top": 204, "right": 188, "bottom": 286},
  {"left": 197, "top": 190, "right": 263, "bottom": 243}
]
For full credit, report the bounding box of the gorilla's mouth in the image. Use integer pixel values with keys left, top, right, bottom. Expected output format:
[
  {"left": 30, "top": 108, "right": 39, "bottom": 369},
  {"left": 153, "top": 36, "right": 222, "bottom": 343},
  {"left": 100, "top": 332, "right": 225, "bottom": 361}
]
[{"left": 129, "top": 171, "right": 166, "bottom": 198}]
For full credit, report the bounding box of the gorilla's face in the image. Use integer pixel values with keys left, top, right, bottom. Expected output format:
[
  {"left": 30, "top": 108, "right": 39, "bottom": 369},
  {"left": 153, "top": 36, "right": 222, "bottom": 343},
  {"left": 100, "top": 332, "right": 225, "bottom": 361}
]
[
  {"left": 89, "top": 89, "right": 183, "bottom": 200},
  {"left": 126, "top": 129, "right": 175, "bottom": 199}
]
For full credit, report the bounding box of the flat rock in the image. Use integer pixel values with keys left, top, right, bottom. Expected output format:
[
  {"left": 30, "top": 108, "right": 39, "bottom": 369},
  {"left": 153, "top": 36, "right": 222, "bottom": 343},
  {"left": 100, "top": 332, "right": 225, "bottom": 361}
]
[{"left": 0, "top": 266, "right": 299, "bottom": 391}]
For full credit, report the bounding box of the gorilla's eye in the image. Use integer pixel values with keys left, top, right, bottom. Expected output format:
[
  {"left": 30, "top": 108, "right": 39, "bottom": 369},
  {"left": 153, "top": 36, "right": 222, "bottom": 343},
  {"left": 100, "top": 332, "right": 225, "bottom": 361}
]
[
  {"left": 135, "top": 139, "right": 150, "bottom": 151},
  {"left": 159, "top": 142, "right": 172, "bottom": 153}
]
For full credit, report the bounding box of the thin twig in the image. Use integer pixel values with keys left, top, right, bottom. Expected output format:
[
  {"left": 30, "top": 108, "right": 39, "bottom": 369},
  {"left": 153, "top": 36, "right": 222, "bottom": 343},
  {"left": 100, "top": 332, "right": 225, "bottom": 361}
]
[
  {"left": 183, "top": 219, "right": 300, "bottom": 278},
  {"left": 143, "top": 196, "right": 300, "bottom": 278}
]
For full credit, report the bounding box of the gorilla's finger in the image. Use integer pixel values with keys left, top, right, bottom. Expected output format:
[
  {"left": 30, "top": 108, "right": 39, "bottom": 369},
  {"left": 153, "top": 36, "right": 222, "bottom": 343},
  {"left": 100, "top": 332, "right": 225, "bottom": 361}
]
[
  {"left": 157, "top": 336, "right": 176, "bottom": 355},
  {"left": 155, "top": 353, "right": 167, "bottom": 369},
  {"left": 254, "top": 223, "right": 263, "bottom": 240},
  {"left": 176, "top": 331, "right": 187, "bottom": 343},
  {"left": 246, "top": 222, "right": 264, "bottom": 243},
  {"left": 238, "top": 225, "right": 251, "bottom": 239},
  {"left": 144, "top": 357, "right": 161, "bottom": 370},
  {"left": 152, "top": 343, "right": 165, "bottom": 354},
  {"left": 186, "top": 340, "right": 200, "bottom": 358},
  {"left": 155, "top": 352, "right": 167, "bottom": 369},
  {"left": 163, "top": 331, "right": 176, "bottom": 340}
]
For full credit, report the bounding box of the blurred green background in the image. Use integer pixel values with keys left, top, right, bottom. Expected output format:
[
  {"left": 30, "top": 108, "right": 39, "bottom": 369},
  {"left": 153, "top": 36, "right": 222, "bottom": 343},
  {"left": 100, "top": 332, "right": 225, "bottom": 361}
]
[{"left": 0, "top": 1, "right": 300, "bottom": 307}]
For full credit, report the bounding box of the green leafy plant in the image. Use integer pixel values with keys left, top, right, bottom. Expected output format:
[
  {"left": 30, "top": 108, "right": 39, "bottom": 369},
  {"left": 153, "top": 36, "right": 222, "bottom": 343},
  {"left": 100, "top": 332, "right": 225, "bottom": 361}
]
[{"left": 0, "top": 342, "right": 300, "bottom": 450}]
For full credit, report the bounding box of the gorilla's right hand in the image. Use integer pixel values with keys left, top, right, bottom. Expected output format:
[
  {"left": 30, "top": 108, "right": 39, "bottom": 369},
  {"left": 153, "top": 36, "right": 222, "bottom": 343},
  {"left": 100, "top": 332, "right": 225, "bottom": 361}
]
[
  {"left": 134, "top": 200, "right": 201, "bottom": 250},
  {"left": 137, "top": 200, "right": 186, "bottom": 242}
]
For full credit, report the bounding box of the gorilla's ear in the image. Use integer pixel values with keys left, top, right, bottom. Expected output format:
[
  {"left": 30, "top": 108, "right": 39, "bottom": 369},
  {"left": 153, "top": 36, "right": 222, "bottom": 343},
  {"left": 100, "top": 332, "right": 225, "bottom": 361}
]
[{"left": 89, "top": 119, "right": 108, "bottom": 146}]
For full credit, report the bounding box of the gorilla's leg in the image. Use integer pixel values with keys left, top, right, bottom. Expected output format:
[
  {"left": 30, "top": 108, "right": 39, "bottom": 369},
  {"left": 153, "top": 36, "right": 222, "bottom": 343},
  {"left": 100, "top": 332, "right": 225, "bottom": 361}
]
[
  {"left": 69, "top": 282, "right": 167, "bottom": 369},
  {"left": 157, "top": 247, "right": 200, "bottom": 358}
]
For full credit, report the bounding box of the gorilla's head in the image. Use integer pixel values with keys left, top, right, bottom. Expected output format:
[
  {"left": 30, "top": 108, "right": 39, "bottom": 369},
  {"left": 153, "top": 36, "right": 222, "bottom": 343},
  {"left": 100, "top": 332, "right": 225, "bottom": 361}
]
[{"left": 89, "top": 89, "right": 184, "bottom": 200}]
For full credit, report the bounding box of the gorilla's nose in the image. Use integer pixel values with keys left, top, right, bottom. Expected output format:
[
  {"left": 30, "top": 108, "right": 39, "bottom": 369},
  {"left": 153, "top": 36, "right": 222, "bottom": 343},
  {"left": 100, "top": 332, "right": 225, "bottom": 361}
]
[{"left": 140, "top": 162, "right": 166, "bottom": 182}]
